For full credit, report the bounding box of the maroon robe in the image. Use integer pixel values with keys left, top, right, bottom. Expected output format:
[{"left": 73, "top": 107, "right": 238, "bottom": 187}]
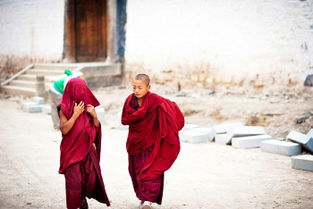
[
  {"left": 121, "top": 92, "right": 184, "bottom": 204},
  {"left": 58, "top": 78, "right": 110, "bottom": 208}
]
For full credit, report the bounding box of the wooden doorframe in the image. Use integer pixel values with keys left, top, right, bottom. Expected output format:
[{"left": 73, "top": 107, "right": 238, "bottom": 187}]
[{"left": 63, "top": 0, "right": 108, "bottom": 62}]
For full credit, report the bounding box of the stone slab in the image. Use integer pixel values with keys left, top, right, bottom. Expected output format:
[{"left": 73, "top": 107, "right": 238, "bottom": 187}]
[
  {"left": 182, "top": 124, "right": 200, "bottom": 131},
  {"left": 231, "top": 126, "right": 266, "bottom": 137},
  {"left": 215, "top": 132, "right": 233, "bottom": 145},
  {"left": 287, "top": 130, "right": 309, "bottom": 144},
  {"left": 288, "top": 130, "right": 313, "bottom": 154},
  {"left": 232, "top": 135, "right": 272, "bottom": 149},
  {"left": 307, "top": 129, "right": 313, "bottom": 138},
  {"left": 41, "top": 105, "right": 51, "bottom": 115},
  {"left": 180, "top": 127, "right": 215, "bottom": 143},
  {"left": 21, "top": 102, "right": 43, "bottom": 113},
  {"left": 291, "top": 155, "right": 313, "bottom": 172},
  {"left": 31, "top": 96, "right": 45, "bottom": 105},
  {"left": 261, "top": 139, "right": 302, "bottom": 156},
  {"left": 213, "top": 122, "right": 243, "bottom": 134}
]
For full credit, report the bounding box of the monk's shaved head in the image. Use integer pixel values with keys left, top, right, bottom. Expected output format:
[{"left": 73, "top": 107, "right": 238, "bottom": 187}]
[{"left": 135, "top": 74, "right": 150, "bottom": 86}]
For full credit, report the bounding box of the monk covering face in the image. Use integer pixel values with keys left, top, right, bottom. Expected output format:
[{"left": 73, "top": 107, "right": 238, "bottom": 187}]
[
  {"left": 122, "top": 74, "right": 185, "bottom": 209},
  {"left": 57, "top": 78, "right": 110, "bottom": 209}
]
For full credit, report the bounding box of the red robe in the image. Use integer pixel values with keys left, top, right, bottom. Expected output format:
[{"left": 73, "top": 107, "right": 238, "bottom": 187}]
[
  {"left": 58, "top": 78, "right": 110, "bottom": 208},
  {"left": 122, "top": 92, "right": 184, "bottom": 203}
]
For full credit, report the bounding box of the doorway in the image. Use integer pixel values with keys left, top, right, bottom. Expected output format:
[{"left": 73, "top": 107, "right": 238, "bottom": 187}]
[{"left": 64, "top": 0, "right": 108, "bottom": 62}]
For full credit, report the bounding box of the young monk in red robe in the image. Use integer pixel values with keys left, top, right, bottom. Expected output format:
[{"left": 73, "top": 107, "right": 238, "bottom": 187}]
[
  {"left": 121, "top": 74, "right": 184, "bottom": 209},
  {"left": 58, "top": 78, "right": 110, "bottom": 209}
]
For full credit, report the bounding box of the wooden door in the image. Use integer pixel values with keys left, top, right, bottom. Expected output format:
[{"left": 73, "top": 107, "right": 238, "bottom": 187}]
[{"left": 64, "top": 0, "right": 108, "bottom": 62}]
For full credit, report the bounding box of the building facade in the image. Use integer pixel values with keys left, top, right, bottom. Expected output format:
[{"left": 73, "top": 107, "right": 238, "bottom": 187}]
[{"left": 0, "top": 0, "right": 127, "bottom": 76}]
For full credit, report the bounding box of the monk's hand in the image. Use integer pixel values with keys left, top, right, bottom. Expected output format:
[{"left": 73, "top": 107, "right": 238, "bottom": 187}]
[
  {"left": 73, "top": 101, "right": 84, "bottom": 117},
  {"left": 93, "top": 143, "right": 97, "bottom": 150},
  {"left": 87, "top": 104, "right": 97, "bottom": 119}
]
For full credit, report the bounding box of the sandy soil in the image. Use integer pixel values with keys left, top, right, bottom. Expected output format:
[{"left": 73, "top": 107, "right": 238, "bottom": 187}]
[{"left": 0, "top": 86, "right": 312, "bottom": 209}]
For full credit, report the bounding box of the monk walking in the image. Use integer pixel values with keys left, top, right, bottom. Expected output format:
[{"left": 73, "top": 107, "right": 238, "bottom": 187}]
[
  {"left": 58, "top": 78, "right": 110, "bottom": 209},
  {"left": 121, "top": 74, "right": 184, "bottom": 209}
]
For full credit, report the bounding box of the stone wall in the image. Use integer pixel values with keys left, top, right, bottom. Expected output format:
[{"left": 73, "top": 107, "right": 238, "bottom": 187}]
[{"left": 0, "top": 0, "right": 65, "bottom": 76}]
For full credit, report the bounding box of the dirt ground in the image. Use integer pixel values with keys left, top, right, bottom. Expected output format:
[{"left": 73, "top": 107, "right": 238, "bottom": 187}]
[{"left": 0, "top": 85, "right": 313, "bottom": 209}]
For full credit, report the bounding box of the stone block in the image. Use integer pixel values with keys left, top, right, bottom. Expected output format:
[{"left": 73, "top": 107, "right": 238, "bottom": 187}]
[
  {"left": 261, "top": 139, "right": 302, "bottom": 156},
  {"left": 180, "top": 127, "right": 215, "bottom": 143},
  {"left": 215, "top": 132, "right": 234, "bottom": 145},
  {"left": 181, "top": 124, "right": 199, "bottom": 131},
  {"left": 41, "top": 105, "right": 51, "bottom": 115},
  {"left": 213, "top": 122, "right": 242, "bottom": 134},
  {"left": 287, "top": 130, "right": 308, "bottom": 144},
  {"left": 291, "top": 155, "right": 313, "bottom": 172},
  {"left": 287, "top": 130, "right": 313, "bottom": 154},
  {"left": 232, "top": 135, "right": 272, "bottom": 149},
  {"left": 31, "top": 96, "right": 45, "bottom": 105},
  {"left": 307, "top": 129, "right": 313, "bottom": 138},
  {"left": 21, "top": 102, "right": 43, "bottom": 113},
  {"left": 231, "top": 126, "right": 266, "bottom": 137}
]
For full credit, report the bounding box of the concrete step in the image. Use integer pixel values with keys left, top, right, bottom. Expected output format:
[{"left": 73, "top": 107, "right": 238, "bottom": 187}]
[
  {"left": 26, "top": 69, "right": 65, "bottom": 76},
  {"left": 2, "top": 62, "right": 122, "bottom": 97},
  {"left": 17, "top": 74, "right": 59, "bottom": 82},
  {"left": 2, "top": 85, "right": 36, "bottom": 97},
  {"left": 33, "top": 63, "right": 78, "bottom": 71},
  {"left": 9, "top": 80, "right": 36, "bottom": 88},
  {"left": 17, "top": 74, "right": 37, "bottom": 81}
]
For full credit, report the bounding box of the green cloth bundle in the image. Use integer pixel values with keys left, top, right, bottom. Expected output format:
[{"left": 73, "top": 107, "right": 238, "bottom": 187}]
[{"left": 53, "top": 69, "right": 73, "bottom": 94}]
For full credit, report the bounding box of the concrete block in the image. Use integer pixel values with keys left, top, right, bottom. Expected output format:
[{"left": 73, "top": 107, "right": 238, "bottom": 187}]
[
  {"left": 291, "top": 155, "right": 313, "bottom": 172},
  {"left": 232, "top": 135, "right": 272, "bottom": 149},
  {"left": 307, "top": 129, "right": 313, "bottom": 138},
  {"left": 41, "top": 105, "right": 51, "bottom": 115},
  {"left": 180, "top": 127, "right": 215, "bottom": 143},
  {"left": 31, "top": 96, "right": 45, "bottom": 104},
  {"left": 213, "top": 122, "right": 242, "bottom": 134},
  {"left": 287, "top": 130, "right": 308, "bottom": 144},
  {"left": 231, "top": 126, "right": 266, "bottom": 137},
  {"left": 95, "top": 107, "right": 105, "bottom": 123},
  {"left": 261, "top": 140, "right": 302, "bottom": 156},
  {"left": 287, "top": 130, "right": 313, "bottom": 154},
  {"left": 215, "top": 132, "right": 234, "bottom": 145},
  {"left": 21, "top": 102, "right": 43, "bottom": 113},
  {"left": 181, "top": 124, "right": 199, "bottom": 131}
]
